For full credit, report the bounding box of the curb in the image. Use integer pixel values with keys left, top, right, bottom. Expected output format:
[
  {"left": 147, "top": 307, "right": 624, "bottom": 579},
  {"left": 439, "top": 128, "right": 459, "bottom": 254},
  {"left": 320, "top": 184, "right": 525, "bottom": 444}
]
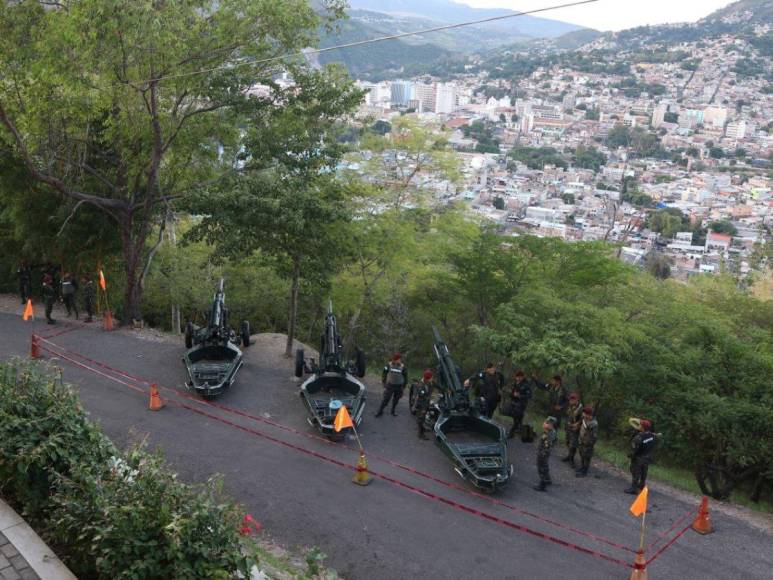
[{"left": 0, "top": 499, "right": 76, "bottom": 580}]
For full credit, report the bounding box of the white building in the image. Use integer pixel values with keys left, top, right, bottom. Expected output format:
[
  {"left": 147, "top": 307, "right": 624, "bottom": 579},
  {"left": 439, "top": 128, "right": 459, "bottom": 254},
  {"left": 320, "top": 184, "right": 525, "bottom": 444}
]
[
  {"left": 435, "top": 83, "right": 458, "bottom": 115},
  {"left": 726, "top": 120, "right": 747, "bottom": 140}
]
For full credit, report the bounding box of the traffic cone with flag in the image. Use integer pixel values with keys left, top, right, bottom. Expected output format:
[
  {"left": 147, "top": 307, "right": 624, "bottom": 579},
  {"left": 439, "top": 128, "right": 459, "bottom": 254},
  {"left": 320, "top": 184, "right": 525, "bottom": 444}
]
[
  {"left": 22, "top": 299, "right": 33, "bottom": 321},
  {"left": 629, "top": 487, "right": 649, "bottom": 580},
  {"left": 691, "top": 496, "right": 714, "bottom": 535},
  {"left": 30, "top": 334, "right": 40, "bottom": 359},
  {"left": 352, "top": 450, "right": 372, "bottom": 486},
  {"left": 148, "top": 383, "right": 164, "bottom": 411}
]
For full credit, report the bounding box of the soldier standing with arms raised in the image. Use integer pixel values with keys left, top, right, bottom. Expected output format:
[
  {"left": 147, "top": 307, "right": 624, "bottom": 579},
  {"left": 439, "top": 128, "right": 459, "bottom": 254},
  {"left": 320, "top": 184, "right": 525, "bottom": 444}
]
[
  {"left": 376, "top": 353, "right": 408, "bottom": 417},
  {"left": 535, "top": 374, "right": 568, "bottom": 430},
  {"left": 625, "top": 418, "right": 656, "bottom": 494},
  {"left": 575, "top": 405, "right": 598, "bottom": 478}
]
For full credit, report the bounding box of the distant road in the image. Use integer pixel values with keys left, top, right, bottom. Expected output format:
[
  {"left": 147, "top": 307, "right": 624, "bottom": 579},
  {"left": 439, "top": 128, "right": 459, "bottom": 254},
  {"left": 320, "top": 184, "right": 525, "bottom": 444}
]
[{"left": 1, "top": 311, "right": 771, "bottom": 579}]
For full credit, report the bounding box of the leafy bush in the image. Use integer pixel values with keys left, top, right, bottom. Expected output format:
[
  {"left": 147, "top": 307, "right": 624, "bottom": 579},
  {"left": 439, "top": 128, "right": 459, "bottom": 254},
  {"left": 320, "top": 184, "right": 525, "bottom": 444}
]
[{"left": 0, "top": 360, "right": 258, "bottom": 579}]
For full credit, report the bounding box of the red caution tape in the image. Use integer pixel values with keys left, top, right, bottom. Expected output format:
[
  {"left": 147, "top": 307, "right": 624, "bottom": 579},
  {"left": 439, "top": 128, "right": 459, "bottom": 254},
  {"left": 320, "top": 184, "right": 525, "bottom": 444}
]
[
  {"left": 38, "top": 337, "right": 696, "bottom": 570},
  {"left": 37, "top": 337, "right": 638, "bottom": 554},
  {"left": 645, "top": 520, "right": 694, "bottom": 566}
]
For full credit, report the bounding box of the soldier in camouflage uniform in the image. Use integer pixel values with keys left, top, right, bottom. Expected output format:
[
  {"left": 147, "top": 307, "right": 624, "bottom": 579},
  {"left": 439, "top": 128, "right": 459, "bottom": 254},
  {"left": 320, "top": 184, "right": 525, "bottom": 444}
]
[
  {"left": 81, "top": 274, "right": 96, "bottom": 323},
  {"left": 376, "top": 353, "right": 408, "bottom": 417},
  {"left": 535, "top": 374, "right": 568, "bottom": 430},
  {"left": 533, "top": 416, "right": 558, "bottom": 491},
  {"left": 561, "top": 392, "right": 583, "bottom": 467},
  {"left": 412, "top": 370, "right": 436, "bottom": 440},
  {"left": 625, "top": 419, "right": 656, "bottom": 494},
  {"left": 42, "top": 274, "right": 56, "bottom": 324},
  {"left": 575, "top": 405, "right": 598, "bottom": 478},
  {"left": 499, "top": 370, "right": 534, "bottom": 439}
]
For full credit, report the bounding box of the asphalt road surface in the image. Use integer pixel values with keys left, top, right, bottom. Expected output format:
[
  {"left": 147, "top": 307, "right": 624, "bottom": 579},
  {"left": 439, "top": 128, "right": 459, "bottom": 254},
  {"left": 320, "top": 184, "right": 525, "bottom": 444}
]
[{"left": 2, "top": 311, "right": 771, "bottom": 579}]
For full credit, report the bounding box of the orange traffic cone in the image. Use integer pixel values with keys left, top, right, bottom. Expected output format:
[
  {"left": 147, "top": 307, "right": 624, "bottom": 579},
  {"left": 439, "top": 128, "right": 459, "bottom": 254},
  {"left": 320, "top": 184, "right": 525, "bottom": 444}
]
[
  {"left": 629, "top": 551, "right": 647, "bottom": 580},
  {"left": 30, "top": 334, "right": 40, "bottom": 359},
  {"left": 22, "top": 299, "right": 33, "bottom": 321},
  {"left": 352, "top": 450, "right": 373, "bottom": 486},
  {"left": 148, "top": 383, "right": 164, "bottom": 411},
  {"left": 103, "top": 309, "right": 114, "bottom": 331},
  {"left": 692, "top": 496, "right": 714, "bottom": 535}
]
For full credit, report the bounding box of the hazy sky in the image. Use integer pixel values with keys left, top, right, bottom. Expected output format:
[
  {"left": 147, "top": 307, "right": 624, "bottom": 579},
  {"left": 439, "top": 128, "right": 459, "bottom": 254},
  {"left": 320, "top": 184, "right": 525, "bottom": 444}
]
[{"left": 455, "top": 0, "right": 738, "bottom": 31}]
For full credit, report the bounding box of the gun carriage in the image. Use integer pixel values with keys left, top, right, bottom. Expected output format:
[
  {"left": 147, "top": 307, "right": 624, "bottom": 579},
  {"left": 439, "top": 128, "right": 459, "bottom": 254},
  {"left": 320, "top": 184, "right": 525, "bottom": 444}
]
[
  {"left": 295, "top": 302, "right": 367, "bottom": 439},
  {"left": 427, "top": 328, "right": 512, "bottom": 492},
  {"left": 182, "top": 278, "right": 251, "bottom": 397}
]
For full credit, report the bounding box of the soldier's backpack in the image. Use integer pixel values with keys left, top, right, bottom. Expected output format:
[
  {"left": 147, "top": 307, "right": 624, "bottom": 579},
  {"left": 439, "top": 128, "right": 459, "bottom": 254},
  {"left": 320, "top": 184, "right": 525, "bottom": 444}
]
[
  {"left": 386, "top": 363, "right": 405, "bottom": 386},
  {"left": 520, "top": 423, "right": 535, "bottom": 443}
]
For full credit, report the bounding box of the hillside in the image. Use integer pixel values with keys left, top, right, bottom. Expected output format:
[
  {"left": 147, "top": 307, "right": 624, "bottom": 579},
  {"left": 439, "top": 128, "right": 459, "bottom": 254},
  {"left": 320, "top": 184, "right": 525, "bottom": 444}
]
[{"left": 318, "top": 0, "right": 588, "bottom": 79}]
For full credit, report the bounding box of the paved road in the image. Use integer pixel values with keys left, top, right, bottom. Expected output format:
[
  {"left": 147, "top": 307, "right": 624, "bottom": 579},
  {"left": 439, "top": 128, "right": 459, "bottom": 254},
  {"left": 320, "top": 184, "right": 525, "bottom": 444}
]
[{"left": 2, "top": 312, "right": 771, "bottom": 579}]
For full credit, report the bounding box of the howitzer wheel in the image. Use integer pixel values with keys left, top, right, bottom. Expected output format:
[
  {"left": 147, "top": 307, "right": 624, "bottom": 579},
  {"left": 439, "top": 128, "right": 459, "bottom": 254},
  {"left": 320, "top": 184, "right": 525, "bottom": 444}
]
[
  {"left": 355, "top": 348, "right": 366, "bottom": 378},
  {"left": 241, "top": 320, "right": 251, "bottom": 347},
  {"left": 184, "top": 321, "right": 194, "bottom": 349},
  {"left": 294, "top": 348, "right": 305, "bottom": 378}
]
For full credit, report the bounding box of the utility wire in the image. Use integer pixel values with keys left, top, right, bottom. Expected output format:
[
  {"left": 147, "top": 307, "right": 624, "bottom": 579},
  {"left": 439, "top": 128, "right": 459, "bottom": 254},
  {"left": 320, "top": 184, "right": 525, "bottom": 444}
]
[{"left": 119, "top": 0, "right": 600, "bottom": 87}]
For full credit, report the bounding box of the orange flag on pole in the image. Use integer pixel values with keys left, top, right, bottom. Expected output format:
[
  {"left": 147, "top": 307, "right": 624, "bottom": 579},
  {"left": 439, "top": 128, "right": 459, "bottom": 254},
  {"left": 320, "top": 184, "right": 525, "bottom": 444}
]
[
  {"left": 630, "top": 486, "right": 648, "bottom": 517},
  {"left": 334, "top": 405, "right": 354, "bottom": 433},
  {"left": 99, "top": 270, "right": 107, "bottom": 291},
  {"left": 22, "top": 299, "right": 33, "bottom": 321}
]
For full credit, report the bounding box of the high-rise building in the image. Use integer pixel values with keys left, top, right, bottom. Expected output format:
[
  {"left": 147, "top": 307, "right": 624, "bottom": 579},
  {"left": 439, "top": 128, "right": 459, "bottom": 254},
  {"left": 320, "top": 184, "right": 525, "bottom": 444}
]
[
  {"left": 390, "top": 81, "right": 414, "bottom": 106},
  {"left": 562, "top": 92, "right": 576, "bottom": 110},
  {"left": 435, "top": 83, "right": 457, "bottom": 115},
  {"left": 725, "top": 120, "right": 747, "bottom": 140},
  {"left": 414, "top": 83, "right": 436, "bottom": 113},
  {"left": 651, "top": 102, "right": 668, "bottom": 128}
]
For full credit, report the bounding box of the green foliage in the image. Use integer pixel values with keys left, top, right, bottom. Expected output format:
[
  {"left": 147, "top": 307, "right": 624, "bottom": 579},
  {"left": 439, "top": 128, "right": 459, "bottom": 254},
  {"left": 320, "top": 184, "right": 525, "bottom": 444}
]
[
  {"left": 0, "top": 359, "right": 258, "bottom": 578},
  {"left": 462, "top": 121, "right": 500, "bottom": 154},
  {"left": 663, "top": 112, "right": 679, "bottom": 124},
  {"left": 509, "top": 146, "right": 567, "bottom": 170},
  {"left": 710, "top": 220, "right": 738, "bottom": 236},
  {"left": 492, "top": 196, "right": 506, "bottom": 210},
  {"left": 573, "top": 146, "right": 606, "bottom": 172}
]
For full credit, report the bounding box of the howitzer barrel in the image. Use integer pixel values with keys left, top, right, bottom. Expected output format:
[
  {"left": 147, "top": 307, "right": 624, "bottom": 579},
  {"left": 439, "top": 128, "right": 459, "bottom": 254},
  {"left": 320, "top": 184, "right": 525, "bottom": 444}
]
[
  {"left": 210, "top": 278, "right": 226, "bottom": 329},
  {"left": 432, "top": 326, "right": 464, "bottom": 394}
]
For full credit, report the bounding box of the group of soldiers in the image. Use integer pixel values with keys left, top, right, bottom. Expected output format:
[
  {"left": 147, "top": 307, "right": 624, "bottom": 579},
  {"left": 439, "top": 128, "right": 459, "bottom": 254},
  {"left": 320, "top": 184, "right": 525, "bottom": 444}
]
[
  {"left": 17, "top": 260, "right": 96, "bottom": 324},
  {"left": 377, "top": 356, "right": 657, "bottom": 495}
]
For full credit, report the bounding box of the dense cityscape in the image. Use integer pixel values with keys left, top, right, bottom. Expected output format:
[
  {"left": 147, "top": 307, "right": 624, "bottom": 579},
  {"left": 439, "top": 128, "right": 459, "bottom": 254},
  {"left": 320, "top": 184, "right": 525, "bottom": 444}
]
[{"left": 346, "top": 11, "right": 771, "bottom": 281}]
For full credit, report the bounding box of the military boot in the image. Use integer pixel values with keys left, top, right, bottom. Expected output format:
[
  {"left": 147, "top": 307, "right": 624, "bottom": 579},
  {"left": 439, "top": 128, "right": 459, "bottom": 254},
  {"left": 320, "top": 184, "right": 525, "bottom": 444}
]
[
  {"left": 624, "top": 485, "right": 639, "bottom": 494},
  {"left": 390, "top": 403, "right": 398, "bottom": 416},
  {"left": 575, "top": 468, "right": 588, "bottom": 478},
  {"left": 533, "top": 481, "right": 547, "bottom": 492}
]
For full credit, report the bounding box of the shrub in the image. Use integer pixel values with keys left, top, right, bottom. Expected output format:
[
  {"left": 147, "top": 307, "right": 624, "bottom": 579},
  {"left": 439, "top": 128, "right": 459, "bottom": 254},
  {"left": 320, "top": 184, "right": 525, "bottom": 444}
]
[{"left": 0, "top": 359, "right": 258, "bottom": 579}]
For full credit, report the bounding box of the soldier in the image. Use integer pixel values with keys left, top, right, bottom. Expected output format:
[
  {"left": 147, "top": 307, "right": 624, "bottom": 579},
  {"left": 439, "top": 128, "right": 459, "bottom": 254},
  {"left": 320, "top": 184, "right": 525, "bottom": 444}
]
[
  {"left": 561, "top": 392, "right": 583, "bottom": 467},
  {"left": 42, "top": 274, "right": 56, "bottom": 324},
  {"left": 413, "top": 369, "right": 436, "bottom": 439},
  {"left": 82, "top": 273, "right": 96, "bottom": 323},
  {"left": 499, "top": 370, "right": 533, "bottom": 439},
  {"left": 464, "top": 363, "right": 504, "bottom": 419},
  {"left": 61, "top": 272, "right": 79, "bottom": 319},
  {"left": 575, "top": 405, "right": 598, "bottom": 478},
  {"left": 625, "top": 418, "right": 657, "bottom": 494},
  {"left": 17, "top": 261, "right": 32, "bottom": 305},
  {"left": 376, "top": 353, "right": 407, "bottom": 417},
  {"left": 533, "top": 416, "right": 558, "bottom": 492},
  {"left": 535, "top": 374, "right": 568, "bottom": 430}
]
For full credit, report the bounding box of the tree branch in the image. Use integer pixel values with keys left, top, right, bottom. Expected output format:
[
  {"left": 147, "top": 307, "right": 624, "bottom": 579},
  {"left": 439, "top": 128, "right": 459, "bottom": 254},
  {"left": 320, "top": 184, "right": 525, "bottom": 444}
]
[
  {"left": 56, "top": 200, "right": 86, "bottom": 237},
  {"left": 0, "top": 100, "right": 125, "bottom": 211}
]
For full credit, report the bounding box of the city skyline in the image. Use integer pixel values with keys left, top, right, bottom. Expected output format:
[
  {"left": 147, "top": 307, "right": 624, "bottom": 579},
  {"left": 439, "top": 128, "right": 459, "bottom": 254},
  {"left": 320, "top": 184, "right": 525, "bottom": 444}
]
[{"left": 455, "top": 0, "right": 738, "bottom": 31}]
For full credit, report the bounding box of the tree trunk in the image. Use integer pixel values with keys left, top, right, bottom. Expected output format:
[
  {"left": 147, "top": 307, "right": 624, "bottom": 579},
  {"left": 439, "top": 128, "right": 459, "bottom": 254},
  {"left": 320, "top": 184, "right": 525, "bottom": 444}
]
[
  {"left": 285, "top": 255, "right": 302, "bottom": 358},
  {"left": 119, "top": 216, "right": 144, "bottom": 325}
]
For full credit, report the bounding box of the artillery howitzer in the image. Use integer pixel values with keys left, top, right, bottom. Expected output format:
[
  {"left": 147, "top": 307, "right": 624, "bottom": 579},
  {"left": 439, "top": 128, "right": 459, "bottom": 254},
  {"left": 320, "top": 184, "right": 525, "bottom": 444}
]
[
  {"left": 295, "top": 301, "right": 366, "bottom": 438},
  {"left": 182, "top": 278, "right": 251, "bottom": 397},
  {"left": 428, "top": 327, "right": 511, "bottom": 492}
]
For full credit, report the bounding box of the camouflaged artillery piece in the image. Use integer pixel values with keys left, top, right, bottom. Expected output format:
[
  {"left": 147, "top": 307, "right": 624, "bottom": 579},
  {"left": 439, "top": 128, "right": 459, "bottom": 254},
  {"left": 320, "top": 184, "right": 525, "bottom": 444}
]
[
  {"left": 182, "top": 278, "right": 250, "bottom": 397},
  {"left": 427, "top": 327, "right": 512, "bottom": 492},
  {"left": 295, "top": 301, "right": 367, "bottom": 439}
]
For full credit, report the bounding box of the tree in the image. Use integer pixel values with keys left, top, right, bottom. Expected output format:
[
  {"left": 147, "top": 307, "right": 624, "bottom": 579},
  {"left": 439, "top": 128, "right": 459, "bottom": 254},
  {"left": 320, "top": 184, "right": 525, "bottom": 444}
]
[
  {"left": 188, "top": 66, "right": 363, "bottom": 356},
  {"left": 0, "top": 0, "right": 341, "bottom": 323},
  {"left": 664, "top": 112, "right": 679, "bottom": 123},
  {"left": 644, "top": 251, "right": 671, "bottom": 279},
  {"left": 493, "top": 196, "right": 506, "bottom": 210},
  {"left": 574, "top": 146, "right": 606, "bottom": 172},
  {"left": 709, "top": 220, "right": 738, "bottom": 236}
]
